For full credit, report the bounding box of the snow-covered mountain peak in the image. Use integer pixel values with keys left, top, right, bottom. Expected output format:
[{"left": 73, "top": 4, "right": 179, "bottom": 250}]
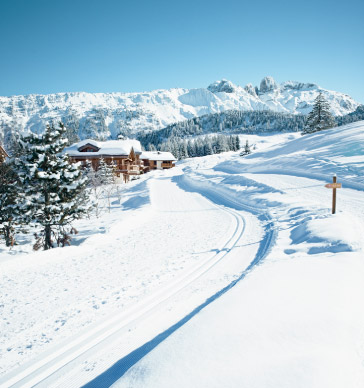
[
  {"left": 244, "top": 83, "right": 258, "bottom": 97},
  {"left": 259, "top": 76, "right": 279, "bottom": 94},
  {"left": 207, "top": 79, "right": 237, "bottom": 93}
]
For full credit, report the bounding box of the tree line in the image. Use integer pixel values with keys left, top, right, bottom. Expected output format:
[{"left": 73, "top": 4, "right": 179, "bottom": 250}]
[
  {"left": 137, "top": 110, "right": 307, "bottom": 153},
  {"left": 148, "top": 134, "right": 240, "bottom": 160}
]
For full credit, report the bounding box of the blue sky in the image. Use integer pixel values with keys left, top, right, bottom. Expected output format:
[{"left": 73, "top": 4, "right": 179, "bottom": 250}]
[{"left": 0, "top": 0, "right": 363, "bottom": 102}]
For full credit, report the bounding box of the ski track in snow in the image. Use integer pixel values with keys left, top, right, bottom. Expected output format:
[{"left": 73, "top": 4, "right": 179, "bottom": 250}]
[
  {"left": 57, "top": 173, "right": 274, "bottom": 388},
  {"left": 0, "top": 169, "right": 270, "bottom": 388}
]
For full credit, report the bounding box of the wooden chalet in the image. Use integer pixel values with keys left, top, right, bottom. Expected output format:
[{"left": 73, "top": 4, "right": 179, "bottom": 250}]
[
  {"left": 65, "top": 139, "right": 144, "bottom": 181},
  {"left": 65, "top": 139, "right": 177, "bottom": 181},
  {"left": 140, "top": 151, "right": 176, "bottom": 172},
  {"left": 0, "top": 144, "right": 9, "bottom": 164}
]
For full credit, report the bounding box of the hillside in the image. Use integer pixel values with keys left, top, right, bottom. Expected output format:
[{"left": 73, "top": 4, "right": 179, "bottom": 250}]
[{"left": 217, "top": 120, "right": 364, "bottom": 188}]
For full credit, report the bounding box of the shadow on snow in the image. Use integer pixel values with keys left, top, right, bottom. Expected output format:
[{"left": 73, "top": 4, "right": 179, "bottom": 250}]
[{"left": 82, "top": 175, "right": 276, "bottom": 388}]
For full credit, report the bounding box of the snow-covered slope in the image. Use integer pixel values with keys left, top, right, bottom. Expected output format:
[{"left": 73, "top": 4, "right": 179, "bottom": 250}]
[
  {"left": 111, "top": 122, "right": 364, "bottom": 388},
  {"left": 0, "top": 77, "right": 360, "bottom": 141},
  {"left": 1, "top": 122, "right": 364, "bottom": 387},
  {"left": 218, "top": 120, "right": 364, "bottom": 188}
]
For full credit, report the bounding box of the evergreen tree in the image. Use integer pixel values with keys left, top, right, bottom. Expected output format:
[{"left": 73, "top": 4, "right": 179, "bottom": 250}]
[
  {"left": 0, "top": 162, "right": 20, "bottom": 247},
  {"left": 215, "top": 135, "right": 228, "bottom": 153},
  {"left": 84, "top": 160, "right": 103, "bottom": 217},
  {"left": 14, "top": 122, "right": 91, "bottom": 250},
  {"left": 240, "top": 140, "right": 251, "bottom": 156},
  {"left": 98, "top": 158, "right": 116, "bottom": 212},
  {"left": 178, "top": 141, "right": 188, "bottom": 160},
  {"left": 227, "top": 135, "right": 234, "bottom": 151},
  {"left": 234, "top": 135, "right": 240, "bottom": 150},
  {"left": 98, "top": 158, "right": 115, "bottom": 186},
  {"left": 203, "top": 136, "right": 213, "bottom": 155},
  {"left": 187, "top": 140, "right": 196, "bottom": 158},
  {"left": 84, "top": 159, "right": 99, "bottom": 189},
  {"left": 303, "top": 92, "right": 336, "bottom": 134}
]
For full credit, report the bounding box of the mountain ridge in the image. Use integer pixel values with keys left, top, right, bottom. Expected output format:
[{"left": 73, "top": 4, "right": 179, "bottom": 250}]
[{"left": 0, "top": 77, "right": 361, "bottom": 145}]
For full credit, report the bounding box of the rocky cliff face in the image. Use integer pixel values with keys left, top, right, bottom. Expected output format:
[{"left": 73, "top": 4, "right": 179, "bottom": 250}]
[{"left": 259, "top": 76, "right": 278, "bottom": 93}]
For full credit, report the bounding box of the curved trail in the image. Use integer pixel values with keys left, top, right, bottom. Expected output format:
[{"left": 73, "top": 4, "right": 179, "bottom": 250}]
[
  {"left": 0, "top": 172, "right": 275, "bottom": 388},
  {"left": 81, "top": 172, "right": 276, "bottom": 388},
  {"left": 81, "top": 171, "right": 277, "bottom": 388},
  {"left": 174, "top": 170, "right": 276, "bottom": 272}
]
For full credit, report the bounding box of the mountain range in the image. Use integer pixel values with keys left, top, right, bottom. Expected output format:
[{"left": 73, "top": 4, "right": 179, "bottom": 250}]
[{"left": 0, "top": 76, "right": 361, "bottom": 145}]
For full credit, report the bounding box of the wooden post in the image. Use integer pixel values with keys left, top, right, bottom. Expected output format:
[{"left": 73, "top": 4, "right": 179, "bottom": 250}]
[
  {"left": 325, "top": 176, "right": 341, "bottom": 214},
  {"left": 332, "top": 175, "right": 337, "bottom": 214}
]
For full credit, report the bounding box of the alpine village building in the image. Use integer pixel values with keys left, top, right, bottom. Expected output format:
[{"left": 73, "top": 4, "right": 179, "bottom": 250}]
[{"left": 65, "top": 139, "right": 176, "bottom": 182}]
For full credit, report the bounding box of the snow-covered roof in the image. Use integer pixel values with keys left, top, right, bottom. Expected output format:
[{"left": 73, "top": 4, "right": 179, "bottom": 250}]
[
  {"left": 140, "top": 151, "right": 176, "bottom": 161},
  {"left": 65, "top": 138, "right": 142, "bottom": 157}
]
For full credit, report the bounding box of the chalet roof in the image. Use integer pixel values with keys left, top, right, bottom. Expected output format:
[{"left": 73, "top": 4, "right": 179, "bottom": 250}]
[
  {"left": 65, "top": 138, "right": 142, "bottom": 157},
  {"left": 140, "top": 151, "right": 176, "bottom": 161}
]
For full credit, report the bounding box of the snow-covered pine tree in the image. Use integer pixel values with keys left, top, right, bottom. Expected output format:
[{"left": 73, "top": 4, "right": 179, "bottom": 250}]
[
  {"left": 98, "top": 157, "right": 115, "bottom": 186},
  {"left": 84, "top": 159, "right": 103, "bottom": 217},
  {"left": 84, "top": 159, "right": 98, "bottom": 188},
  {"left": 215, "top": 135, "right": 228, "bottom": 153},
  {"left": 187, "top": 140, "right": 196, "bottom": 158},
  {"left": 195, "top": 138, "right": 204, "bottom": 157},
  {"left": 234, "top": 135, "right": 240, "bottom": 151},
  {"left": 226, "top": 135, "right": 239, "bottom": 152},
  {"left": 98, "top": 158, "right": 116, "bottom": 212},
  {"left": 227, "top": 136, "right": 234, "bottom": 151},
  {"left": 179, "top": 141, "right": 189, "bottom": 159},
  {"left": 203, "top": 137, "right": 213, "bottom": 156},
  {"left": 15, "top": 122, "right": 91, "bottom": 250},
  {"left": 302, "top": 92, "right": 336, "bottom": 134},
  {"left": 0, "top": 162, "right": 20, "bottom": 247},
  {"left": 240, "top": 140, "right": 251, "bottom": 156}
]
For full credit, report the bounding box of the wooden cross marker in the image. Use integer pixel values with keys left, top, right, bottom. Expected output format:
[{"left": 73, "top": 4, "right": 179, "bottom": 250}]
[{"left": 325, "top": 175, "right": 342, "bottom": 214}]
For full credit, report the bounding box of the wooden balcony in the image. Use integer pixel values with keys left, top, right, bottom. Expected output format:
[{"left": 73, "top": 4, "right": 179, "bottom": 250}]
[{"left": 161, "top": 162, "right": 174, "bottom": 168}]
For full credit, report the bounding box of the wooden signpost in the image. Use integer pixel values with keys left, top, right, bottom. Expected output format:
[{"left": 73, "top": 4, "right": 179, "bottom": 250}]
[{"left": 325, "top": 175, "right": 342, "bottom": 214}]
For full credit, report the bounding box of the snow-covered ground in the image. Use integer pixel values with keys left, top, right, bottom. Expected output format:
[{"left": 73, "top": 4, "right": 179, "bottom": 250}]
[
  {"left": 0, "top": 167, "right": 264, "bottom": 387},
  {"left": 1, "top": 122, "right": 364, "bottom": 387}
]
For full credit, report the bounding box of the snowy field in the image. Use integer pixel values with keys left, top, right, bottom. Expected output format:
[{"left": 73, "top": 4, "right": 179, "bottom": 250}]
[{"left": 1, "top": 122, "right": 364, "bottom": 387}]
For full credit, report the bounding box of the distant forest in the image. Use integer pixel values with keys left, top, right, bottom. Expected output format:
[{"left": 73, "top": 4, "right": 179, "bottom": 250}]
[{"left": 137, "top": 106, "right": 364, "bottom": 159}]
